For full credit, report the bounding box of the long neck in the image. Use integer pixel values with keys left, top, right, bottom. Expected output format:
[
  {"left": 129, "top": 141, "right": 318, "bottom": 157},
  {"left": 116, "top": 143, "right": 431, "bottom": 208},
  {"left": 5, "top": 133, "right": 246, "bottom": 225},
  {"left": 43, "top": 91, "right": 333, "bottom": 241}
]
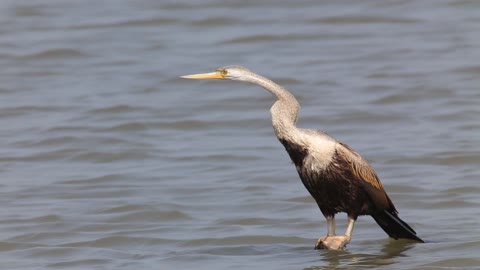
[{"left": 241, "top": 72, "right": 301, "bottom": 139}]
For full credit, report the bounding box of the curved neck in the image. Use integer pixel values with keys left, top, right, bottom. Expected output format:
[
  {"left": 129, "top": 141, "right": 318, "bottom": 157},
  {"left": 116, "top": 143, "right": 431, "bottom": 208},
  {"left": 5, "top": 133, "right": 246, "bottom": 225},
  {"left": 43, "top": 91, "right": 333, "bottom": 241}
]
[{"left": 240, "top": 72, "right": 301, "bottom": 139}]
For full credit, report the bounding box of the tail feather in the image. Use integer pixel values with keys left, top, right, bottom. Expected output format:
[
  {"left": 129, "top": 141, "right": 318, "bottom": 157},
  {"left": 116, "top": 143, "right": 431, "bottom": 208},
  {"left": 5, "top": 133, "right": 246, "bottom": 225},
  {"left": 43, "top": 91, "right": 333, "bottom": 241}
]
[{"left": 372, "top": 210, "right": 424, "bottom": 243}]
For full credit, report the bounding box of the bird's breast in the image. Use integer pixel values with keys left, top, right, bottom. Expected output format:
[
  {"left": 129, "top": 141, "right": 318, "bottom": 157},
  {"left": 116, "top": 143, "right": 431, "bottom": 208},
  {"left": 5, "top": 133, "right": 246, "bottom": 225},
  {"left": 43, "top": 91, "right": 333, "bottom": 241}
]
[{"left": 278, "top": 138, "right": 308, "bottom": 168}]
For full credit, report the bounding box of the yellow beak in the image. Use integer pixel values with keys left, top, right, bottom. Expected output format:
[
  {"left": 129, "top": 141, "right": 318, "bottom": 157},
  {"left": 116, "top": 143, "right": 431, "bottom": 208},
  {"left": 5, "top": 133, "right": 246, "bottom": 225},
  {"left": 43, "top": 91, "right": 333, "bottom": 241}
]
[{"left": 180, "top": 71, "right": 224, "bottom": 80}]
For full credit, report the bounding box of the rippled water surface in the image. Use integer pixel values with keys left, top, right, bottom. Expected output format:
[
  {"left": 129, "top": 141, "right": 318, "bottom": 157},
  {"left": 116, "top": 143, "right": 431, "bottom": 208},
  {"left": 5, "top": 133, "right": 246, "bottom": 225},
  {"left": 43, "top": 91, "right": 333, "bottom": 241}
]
[{"left": 1, "top": 0, "right": 479, "bottom": 269}]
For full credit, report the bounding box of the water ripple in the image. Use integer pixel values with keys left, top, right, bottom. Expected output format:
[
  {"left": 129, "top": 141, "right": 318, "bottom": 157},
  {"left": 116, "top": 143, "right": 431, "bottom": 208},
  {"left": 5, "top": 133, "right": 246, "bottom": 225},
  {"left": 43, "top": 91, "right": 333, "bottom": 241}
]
[
  {"left": 19, "top": 49, "right": 87, "bottom": 60},
  {"left": 68, "top": 18, "right": 178, "bottom": 30},
  {"left": 311, "top": 15, "right": 422, "bottom": 24}
]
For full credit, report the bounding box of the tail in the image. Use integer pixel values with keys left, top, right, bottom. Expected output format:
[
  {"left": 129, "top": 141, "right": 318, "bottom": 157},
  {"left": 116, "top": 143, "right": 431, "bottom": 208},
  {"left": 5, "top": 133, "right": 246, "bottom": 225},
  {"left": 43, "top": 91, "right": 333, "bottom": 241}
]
[{"left": 372, "top": 210, "right": 424, "bottom": 243}]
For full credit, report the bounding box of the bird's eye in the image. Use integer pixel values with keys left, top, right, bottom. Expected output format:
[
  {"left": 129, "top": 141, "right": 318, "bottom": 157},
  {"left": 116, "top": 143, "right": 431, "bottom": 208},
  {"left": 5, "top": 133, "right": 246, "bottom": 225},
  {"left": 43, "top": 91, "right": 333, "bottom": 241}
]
[{"left": 217, "top": 69, "right": 227, "bottom": 76}]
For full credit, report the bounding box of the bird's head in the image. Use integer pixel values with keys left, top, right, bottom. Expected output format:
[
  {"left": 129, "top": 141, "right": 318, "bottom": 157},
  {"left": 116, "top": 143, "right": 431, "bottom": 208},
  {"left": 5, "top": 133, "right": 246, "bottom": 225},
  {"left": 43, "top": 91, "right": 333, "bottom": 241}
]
[{"left": 181, "top": 65, "right": 252, "bottom": 81}]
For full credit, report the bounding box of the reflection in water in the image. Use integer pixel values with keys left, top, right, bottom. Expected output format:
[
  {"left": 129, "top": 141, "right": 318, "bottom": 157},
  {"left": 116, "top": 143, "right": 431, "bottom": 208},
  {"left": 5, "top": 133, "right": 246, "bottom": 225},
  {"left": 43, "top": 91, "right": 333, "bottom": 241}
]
[{"left": 306, "top": 240, "right": 415, "bottom": 269}]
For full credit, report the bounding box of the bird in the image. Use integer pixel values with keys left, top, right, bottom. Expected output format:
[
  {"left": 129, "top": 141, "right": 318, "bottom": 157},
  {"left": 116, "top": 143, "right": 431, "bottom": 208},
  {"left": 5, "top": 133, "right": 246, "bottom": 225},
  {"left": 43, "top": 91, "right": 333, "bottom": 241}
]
[{"left": 181, "top": 65, "right": 424, "bottom": 250}]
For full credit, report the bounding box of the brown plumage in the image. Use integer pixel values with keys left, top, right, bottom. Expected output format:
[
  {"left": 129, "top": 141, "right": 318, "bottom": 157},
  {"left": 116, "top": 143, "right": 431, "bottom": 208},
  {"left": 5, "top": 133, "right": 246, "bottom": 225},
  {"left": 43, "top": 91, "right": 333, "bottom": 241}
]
[
  {"left": 182, "top": 66, "right": 423, "bottom": 250},
  {"left": 282, "top": 136, "right": 423, "bottom": 243}
]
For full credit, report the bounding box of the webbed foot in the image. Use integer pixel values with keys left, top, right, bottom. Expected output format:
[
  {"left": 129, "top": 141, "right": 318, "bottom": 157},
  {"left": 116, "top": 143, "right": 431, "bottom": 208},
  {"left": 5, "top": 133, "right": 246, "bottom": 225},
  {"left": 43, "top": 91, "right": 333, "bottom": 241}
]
[{"left": 314, "top": 235, "right": 351, "bottom": 250}]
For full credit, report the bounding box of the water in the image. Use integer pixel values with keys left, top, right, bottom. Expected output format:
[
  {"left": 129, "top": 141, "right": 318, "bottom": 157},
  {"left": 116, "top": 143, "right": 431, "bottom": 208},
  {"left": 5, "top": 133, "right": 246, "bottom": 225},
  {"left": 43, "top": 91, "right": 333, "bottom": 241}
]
[{"left": 1, "top": 0, "right": 479, "bottom": 269}]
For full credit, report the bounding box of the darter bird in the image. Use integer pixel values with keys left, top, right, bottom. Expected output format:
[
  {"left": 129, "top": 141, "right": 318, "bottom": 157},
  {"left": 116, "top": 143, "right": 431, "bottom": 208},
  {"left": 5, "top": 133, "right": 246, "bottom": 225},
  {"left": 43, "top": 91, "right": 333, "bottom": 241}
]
[{"left": 181, "top": 66, "right": 423, "bottom": 250}]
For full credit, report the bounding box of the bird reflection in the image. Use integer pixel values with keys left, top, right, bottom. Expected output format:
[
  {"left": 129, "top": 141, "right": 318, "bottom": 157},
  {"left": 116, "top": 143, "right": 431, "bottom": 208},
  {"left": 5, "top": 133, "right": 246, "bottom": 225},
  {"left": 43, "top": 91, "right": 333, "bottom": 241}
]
[{"left": 305, "top": 239, "right": 415, "bottom": 269}]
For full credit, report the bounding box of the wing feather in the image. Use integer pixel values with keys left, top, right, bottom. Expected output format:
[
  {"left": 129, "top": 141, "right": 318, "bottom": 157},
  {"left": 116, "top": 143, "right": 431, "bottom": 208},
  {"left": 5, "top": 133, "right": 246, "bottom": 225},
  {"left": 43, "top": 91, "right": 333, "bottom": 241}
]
[
  {"left": 336, "top": 142, "right": 396, "bottom": 212},
  {"left": 337, "top": 142, "right": 383, "bottom": 189}
]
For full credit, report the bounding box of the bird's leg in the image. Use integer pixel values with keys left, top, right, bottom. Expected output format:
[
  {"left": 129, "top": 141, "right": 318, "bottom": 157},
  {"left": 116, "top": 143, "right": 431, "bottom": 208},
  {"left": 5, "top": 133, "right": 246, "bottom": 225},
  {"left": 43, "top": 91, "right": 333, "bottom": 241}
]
[
  {"left": 315, "top": 216, "right": 335, "bottom": 249},
  {"left": 315, "top": 217, "right": 356, "bottom": 250},
  {"left": 345, "top": 217, "right": 355, "bottom": 240},
  {"left": 327, "top": 216, "right": 336, "bottom": 236}
]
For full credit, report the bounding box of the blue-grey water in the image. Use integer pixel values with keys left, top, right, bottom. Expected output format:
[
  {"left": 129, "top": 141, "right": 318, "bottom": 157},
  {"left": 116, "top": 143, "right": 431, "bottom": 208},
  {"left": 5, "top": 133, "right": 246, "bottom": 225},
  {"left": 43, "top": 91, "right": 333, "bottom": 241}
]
[{"left": 1, "top": 0, "right": 479, "bottom": 269}]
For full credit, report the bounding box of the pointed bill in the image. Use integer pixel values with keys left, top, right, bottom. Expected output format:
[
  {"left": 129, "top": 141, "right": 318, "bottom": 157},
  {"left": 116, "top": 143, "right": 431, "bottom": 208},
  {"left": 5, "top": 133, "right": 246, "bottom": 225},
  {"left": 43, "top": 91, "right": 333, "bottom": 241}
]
[{"left": 180, "top": 71, "right": 224, "bottom": 80}]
